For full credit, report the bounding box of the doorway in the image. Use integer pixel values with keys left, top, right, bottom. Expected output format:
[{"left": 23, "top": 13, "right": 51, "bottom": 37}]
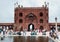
[{"left": 28, "top": 23, "right": 34, "bottom": 31}]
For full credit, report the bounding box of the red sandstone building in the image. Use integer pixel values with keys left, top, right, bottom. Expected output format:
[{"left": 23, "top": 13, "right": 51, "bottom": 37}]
[
  {"left": 14, "top": 5, "right": 49, "bottom": 31},
  {"left": 0, "top": 4, "right": 60, "bottom": 31},
  {"left": 14, "top": 4, "right": 60, "bottom": 31}
]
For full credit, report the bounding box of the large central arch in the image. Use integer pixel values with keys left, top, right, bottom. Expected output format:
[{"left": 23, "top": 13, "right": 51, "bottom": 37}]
[
  {"left": 28, "top": 23, "right": 34, "bottom": 31},
  {"left": 25, "top": 13, "right": 38, "bottom": 31}
]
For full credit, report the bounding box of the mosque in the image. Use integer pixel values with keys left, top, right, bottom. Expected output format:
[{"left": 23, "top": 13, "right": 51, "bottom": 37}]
[{"left": 0, "top": 3, "right": 60, "bottom": 31}]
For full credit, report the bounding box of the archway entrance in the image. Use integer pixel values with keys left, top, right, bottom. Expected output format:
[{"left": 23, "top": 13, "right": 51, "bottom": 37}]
[{"left": 28, "top": 23, "right": 34, "bottom": 31}]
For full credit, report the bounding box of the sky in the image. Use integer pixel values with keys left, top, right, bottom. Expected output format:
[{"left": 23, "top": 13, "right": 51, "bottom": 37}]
[{"left": 0, "top": 0, "right": 60, "bottom": 23}]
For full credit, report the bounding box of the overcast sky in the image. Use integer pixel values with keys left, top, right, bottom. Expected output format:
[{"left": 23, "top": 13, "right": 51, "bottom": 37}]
[{"left": 0, "top": 0, "right": 60, "bottom": 23}]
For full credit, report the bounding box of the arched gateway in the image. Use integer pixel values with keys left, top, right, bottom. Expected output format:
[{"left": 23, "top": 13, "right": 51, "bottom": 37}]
[
  {"left": 28, "top": 23, "right": 34, "bottom": 31},
  {"left": 25, "top": 13, "right": 37, "bottom": 31}
]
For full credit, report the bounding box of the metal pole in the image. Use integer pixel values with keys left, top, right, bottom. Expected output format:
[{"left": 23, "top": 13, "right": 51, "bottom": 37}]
[{"left": 55, "top": 17, "right": 58, "bottom": 33}]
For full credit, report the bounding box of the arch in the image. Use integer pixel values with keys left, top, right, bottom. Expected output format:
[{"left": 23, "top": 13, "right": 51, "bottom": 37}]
[
  {"left": 25, "top": 13, "right": 38, "bottom": 23},
  {"left": 39, "top": 26, "right": 44, "bottom": 31},
  {"left": 19, "top": 19, "right": 23, "bottom": 23},
  {"left": 28, "top": 23, "right": 34, "bottom": 31},
  {"left": 19, "top": 12, "right": 23, "bottom": 17},
  {"left": 40, "top": 19, "right": 43, "bottom": 23},
  {"left": 39, "top": 12, "right": 43, "bottom": 17}
]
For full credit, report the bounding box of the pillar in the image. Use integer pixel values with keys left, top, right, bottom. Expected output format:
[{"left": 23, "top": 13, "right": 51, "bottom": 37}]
[{"left": 55, "top": 17, "right": 58, "bottom": 33}]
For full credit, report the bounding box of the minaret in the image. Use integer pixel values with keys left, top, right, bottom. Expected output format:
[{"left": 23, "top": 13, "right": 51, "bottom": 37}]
[
  {"left": 44, "top": 2, "right": 47, "bottom": 7},
  {"left": 44, "top": 2, "right": 49, "bottom": 8},
  {"left": 14, "top": 2, "right": 18, "bottom": 8}
]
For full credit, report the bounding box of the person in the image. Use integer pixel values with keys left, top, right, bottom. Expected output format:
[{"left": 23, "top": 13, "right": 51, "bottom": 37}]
[
  {"left": 42, "top": 29, "right": 46, "bottom": 35},
  {"left": 3, "top": 28, "right": 5, "bottom": 35},
  {"left": 23, "top": 28, "right": 26, "bottom": 36},
  {"left": 53, "top": 32, "right": 58, "bottom": 39},
  {"left": 50, "top": 30, "right": 53, "bottom": 37},
  {"left": 0, "top": 28, "right": 2, "bottom": 34},
  {"left": 0, "top": 31, "right": 4, "bottom": 40},
  {"left": 8, "top": 29, "right": 13, "bottom": 35},
  {"left": 17, "top": 31, "right": 21, "bottom": 35}
]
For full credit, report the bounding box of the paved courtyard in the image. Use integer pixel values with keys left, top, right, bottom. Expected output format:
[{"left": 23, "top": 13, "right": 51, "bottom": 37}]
[
  {"left": 0, "top": 37, "right": 13, "bottom": 42},
  {"left": 0, "top": 32, "right": 60, "bottom": 42}
]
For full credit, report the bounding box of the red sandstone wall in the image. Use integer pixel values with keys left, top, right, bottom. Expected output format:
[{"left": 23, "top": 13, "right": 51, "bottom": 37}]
[{"left": 14, "top": 7, "right": 49, "bottom": 31}]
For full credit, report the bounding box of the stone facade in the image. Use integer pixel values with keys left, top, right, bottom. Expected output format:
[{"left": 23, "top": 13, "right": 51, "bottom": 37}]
[
  {"left": 14, "top": 5, "right": 49, "bottom": 31},
  {"left": 0, "top": 5, "right": 60, "bottom": 31}
]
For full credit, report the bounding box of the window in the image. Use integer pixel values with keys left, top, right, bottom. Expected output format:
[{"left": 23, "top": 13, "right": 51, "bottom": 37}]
[
  {"left": 40, "top": 19, "right": 43, "bottom": 23},
  {"left": 40, "top": 26, "right": 43, "bottom": 30},
  {"left": 19, "top": 19, "right": 23, "bottom": 23},
  {"left": 40, "top": 12, "right": 43, "bottom": 16},
  {"left": 19, "top": 13, "right": 23, "bottom": 17}
]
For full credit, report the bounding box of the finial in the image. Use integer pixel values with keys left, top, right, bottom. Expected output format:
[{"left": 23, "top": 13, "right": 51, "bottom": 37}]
[
  {"left": 18, "top": 5, "right": 20, "bottom": 8},
  {"left": 21, "top": 5, "right": 23, "bottom": 8},
  {"left": 44, "top": 2, "right": 49, "bottom": 8},
  {"left": 14, "top": 1, "right": 18, "bottom": 8},
  {"left": 47, "top": 2, "right": 49, "bottom": 5},
  {"left": 42, "top": 5, "right": 44, "bottom": 7},
  {"left": 47, "top": 2, "right": 49, "bottom": 7},
  {"left": 14, "top": 2, "right": 18, "bottom": 6},
  {"left": 44, "top": 2, "right": 46, "bottom": 7}
]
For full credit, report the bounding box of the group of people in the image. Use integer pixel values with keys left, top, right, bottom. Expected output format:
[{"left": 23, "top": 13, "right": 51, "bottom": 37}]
[
  {"left": 49, "top": 28, "right": 58, "bottom": 39},
  {"left": 0, "top": 28, "right": 13, "bottom": 36},
  {"left": 0, "top": 27, "right": 58, "bottom": 37},
  {"left": 22, "top": 28, "right": 47, "bottom": 35},
  {"left": 0, "top": 28, "right": 13, "bottom": 40}
]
